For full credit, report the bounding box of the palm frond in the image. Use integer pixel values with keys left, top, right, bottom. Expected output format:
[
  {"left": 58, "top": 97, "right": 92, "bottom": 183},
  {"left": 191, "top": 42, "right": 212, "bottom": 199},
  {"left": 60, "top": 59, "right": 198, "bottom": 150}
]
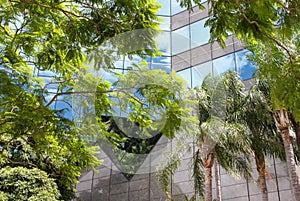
[
  {"left": 192, "top": 149, "right": 205, "bottom": 198},
  {"left": 157, "top": 152, "right": 181, "bottom": 195}
]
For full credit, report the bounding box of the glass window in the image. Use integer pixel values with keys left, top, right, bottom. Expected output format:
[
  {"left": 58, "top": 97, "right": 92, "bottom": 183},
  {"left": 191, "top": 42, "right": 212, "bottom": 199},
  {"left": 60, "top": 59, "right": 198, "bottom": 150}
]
[
  {"left": 124, "top": 55, "right": 145, "bottom": 69},
  {"left": 151, "top": 64, "right": 171, "bottom": 73},
  {"left": 192, "top": 61, "right": 213, "bottom": 88},
  {"left": 114, "top": 57, "right": 124, "bottom": 69},
  {"left": 54, "top": 96, "right": 72, "bottom": 119},
  {"left": 213, "top": 53, "right": 236, "bottom": 76},
  {"left": 157, "top": 0, "right": 171, "bottom": 16},
  {"left": 38, "top": 69, "right": 57, "bottom": 77},
  {"left": 172, "top": 26, "right": 190, "bottom": 55},
  {"left": 41, "top": 77, "right": 58, "bottom": 107},
  {"left": 98, "top": 68, "right": 122, "bottom": 84},
  {"left": 190, "top": 18, "right": 210, "bottom": 48},
  {"left": 152, "top": 55, "right": 171, "bottom": 64},
  {"left": 177, "top": 68, "right": 191, "bottom": 88},
  {"left": 159, "top": 16, "right": 171, "bottom": 31},
  {"left": 171, "top": 1, "right": 185, "bottom": 15},
  {"left": 171, "top": 0, "right": 207, "bottom": 15},
  {"left": 151, "top": 56, "right": 171, "bottom": 72},
  {"left": 156, "top": 31, "right": 171, "bottom": 56},
  {"left": 235, "top": 49, "right": 256, "bottom": 80}
]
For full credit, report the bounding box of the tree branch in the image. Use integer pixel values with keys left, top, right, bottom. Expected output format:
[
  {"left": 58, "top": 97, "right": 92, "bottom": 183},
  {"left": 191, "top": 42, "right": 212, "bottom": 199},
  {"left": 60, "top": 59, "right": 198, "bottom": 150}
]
[
  {"left": 44, "top": 87, "right": 135, "bottom": 108},
  {"left": 235, "top": 0, "right": 295, "bottom": 69}
]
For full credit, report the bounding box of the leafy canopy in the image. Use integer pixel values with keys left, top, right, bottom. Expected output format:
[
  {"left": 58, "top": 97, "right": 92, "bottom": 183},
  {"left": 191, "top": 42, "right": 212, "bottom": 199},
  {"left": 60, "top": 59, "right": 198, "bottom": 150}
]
[
  {"left": 0, "top": 0, "right": 161, "bottom": 78},
  {"left": 93, "top": 63, "right": 198, "bottom": 177},
  {"left": 0, "top": 0, "right": 162, "bottom": 199},
  {"left": 0, "top": 70, "right": 100, "bottom": 200},
  {"left": 204, "top": 0, "right": 300, "bottom": 120},
  {"left": 0, "top": 166, "right": 60, "bottom": 201}
]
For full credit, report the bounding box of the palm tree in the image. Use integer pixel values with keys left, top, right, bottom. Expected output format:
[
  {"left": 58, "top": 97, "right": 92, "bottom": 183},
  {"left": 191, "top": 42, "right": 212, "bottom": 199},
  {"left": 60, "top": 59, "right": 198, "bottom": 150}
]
[
  {"left": 290, "top": 113, "right": 300, "bottom": 152},
  {"left": 214, "top": 160, "right": 222, "bottom": 201},
  {"left": 273, "top": 109, "right": 300, "bottom": 200},
  {"left": 254, "top": 80, "right": 300, "bottom": 201},
  {"left": 193, "top": 72, "right": 252, "bottom": 201},
  {"left": 243, "top": 81, "right": 285, "bottom": 201}
]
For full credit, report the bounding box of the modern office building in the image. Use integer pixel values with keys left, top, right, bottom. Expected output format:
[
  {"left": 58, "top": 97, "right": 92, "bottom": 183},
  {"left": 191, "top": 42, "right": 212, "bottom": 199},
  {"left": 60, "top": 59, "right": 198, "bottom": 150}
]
[{"left": 74, "top": 1, "right": 294, "bottom": 201}]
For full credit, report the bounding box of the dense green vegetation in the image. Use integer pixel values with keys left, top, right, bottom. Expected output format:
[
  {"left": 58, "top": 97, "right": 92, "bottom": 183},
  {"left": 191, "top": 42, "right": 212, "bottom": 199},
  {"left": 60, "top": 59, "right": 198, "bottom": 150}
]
[
  {"left": 0, "top": 0, "right": 162, "bottom": 199},
  {"left": 1, "top": 0, "right": 300, "bottom": 200},
  {"left": 0, "top": 166, "right": 61, "bottom": 201},
  {"left": 204, "top": 1, "right": 300, "bottom": 200}
]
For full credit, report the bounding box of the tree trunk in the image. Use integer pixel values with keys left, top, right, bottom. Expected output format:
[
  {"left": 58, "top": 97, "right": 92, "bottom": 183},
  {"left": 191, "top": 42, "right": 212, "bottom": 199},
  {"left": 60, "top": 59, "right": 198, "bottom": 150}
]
[
  {"left": 203, "top": 152, "right": 215, "bottom": 201},
  {"left": 274, "top": 110, "right": 300, "bottom": 201},
  {"left": 290, "top": 114, "right": 300, "bottom": 152},
  {"left": 205, "top": 167, "right": 213, "bottom": 201},
  {"left": 215, "top": 160, "right": 222, "bottom": 201},
  {"left": 254, "top": 150, "right": 268, "bottom": 201}
]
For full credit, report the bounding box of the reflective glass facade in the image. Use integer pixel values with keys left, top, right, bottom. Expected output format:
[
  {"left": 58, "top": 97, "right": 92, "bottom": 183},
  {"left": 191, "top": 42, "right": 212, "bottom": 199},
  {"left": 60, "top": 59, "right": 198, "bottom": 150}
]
[
  {"left": 168, "top": 0, "right": 255, "bottom": 87},
  {"left": 72, "top": 2, "right": 291, "bottom": 201}
]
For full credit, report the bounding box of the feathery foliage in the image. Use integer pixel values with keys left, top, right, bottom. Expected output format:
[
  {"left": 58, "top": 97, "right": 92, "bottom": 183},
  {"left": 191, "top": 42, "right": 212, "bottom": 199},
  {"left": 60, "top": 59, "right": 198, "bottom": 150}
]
[{"left": 0, "top": 166, "right": 61, "bottom": 201}]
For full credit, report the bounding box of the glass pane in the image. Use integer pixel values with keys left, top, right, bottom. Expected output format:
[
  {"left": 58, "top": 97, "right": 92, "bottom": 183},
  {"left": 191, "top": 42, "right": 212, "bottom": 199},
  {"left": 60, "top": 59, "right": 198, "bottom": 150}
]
[
  {"left": 55, "top": 98, "right": 72, "bottom": 120},
  {"left": 151, "top": 64, "right": 171, "bottom": 73},
  {"left": 213, "top": 53, "right": 236, "bottom": 76},
  {"left": 151, "top": 56, "right": 171, "bottom": 72},
  {"left": 171, "top": 1, "right": 185, "bottom": 15},
  {"left": 235, "top": 49, "right": 256, "bottom": 80},
  {"left": 98, "top": 68, "right": 122, "bottom": 84},
  {"left": 192, "top": 61, "right": 213, "bottom": 88},
  {"left": 159, "top": 16, "right": 171, "bottom": 31},
  {"left": 152, "top": 56, "right": 171, "bottom": 64},
  {"left": 124, "top": 55, "right": 145, "bottom": 69},
  {"left": 38, "top": 69, "right": 57, "bottom": 77},
  {"left": 190, "top": 18, "right": 210, "bottom": 48},
  {"left": 177, "top": 68, "right": 191, "bottom": 87},
  {"left": 114, "top": 57, "right": 124, "bottom": 69},
  {"left": 171, "top": 0, "right": 206, "bottom": 15},
  {"left": 172, "top": 26, "right": 190, "bottom": 55},
  {"left": 157, "top": 0, "right": 171, "bottom": 16},
  {"left": 156, "top": 32, "right": 171, "bottom": 56}
]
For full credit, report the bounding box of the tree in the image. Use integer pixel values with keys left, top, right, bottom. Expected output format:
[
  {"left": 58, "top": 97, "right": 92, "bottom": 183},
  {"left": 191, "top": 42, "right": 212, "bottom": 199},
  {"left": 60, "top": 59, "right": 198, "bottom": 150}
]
[
  {"left": 193, "top": 72, "right": 252, "bottom": 201},
  {"left": 214, "top": 160, "right": 222, "bottom": 201},
  {"left": 243, "top": 80, "right": 286, "bottom": 201},
  {"left": 204, "top": 1, "right": 300, "bottom": 200},
  {"left": 93, "top": 63, "right": 199, "bottom": 178},
  {"left": 0, "top": 70, "right": 100, "bottom": 200},
  {"left": 0, "top": 0, "right": 161, "bottom": 76},
  {"left": 0, "top": 166, "right": 61, "bottom": 201},
  {"left": 245, "top": 40, "right": 300, "bottom": 201},
  {"left": 0, "top": 0, "right": 164, "bottom": 199}
]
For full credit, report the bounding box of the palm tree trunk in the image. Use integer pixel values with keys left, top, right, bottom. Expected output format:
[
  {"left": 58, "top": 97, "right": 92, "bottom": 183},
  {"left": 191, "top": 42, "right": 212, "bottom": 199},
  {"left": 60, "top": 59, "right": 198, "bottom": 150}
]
[
  {"left": 254, "top": 150, "right": 268, "bottom": 201},
  {"left": 293, "top": 122, "right": 300, "bottom": 152},
  {"left": 274, "top": 110, "right": 300, "bottom": 201},
  {"left": 203, "top": 152, "right": 215, "bottom": 201},
  {"left": 290, "top": 114, "right": 300, "bottom": 152},
  {"left": 215, "top": 160, "right": 222, "bottom": 201},
  {"left": 205, "top": 166, "right": 213, "bottom": 201}
]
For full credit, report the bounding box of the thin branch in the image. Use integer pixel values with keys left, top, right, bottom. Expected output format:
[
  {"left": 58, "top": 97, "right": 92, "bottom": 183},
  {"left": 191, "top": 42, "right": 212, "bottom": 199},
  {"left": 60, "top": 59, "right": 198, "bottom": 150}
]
[
  {"left": 0, "top": 118, "right": 12, "bottom": 126},
  {"left": 40, "top": 78, "right": 74, "bottom": 105},
  {"left": 235, "top": 0, "right": 295, "bottom": 69},
  {"left": 44, "top": 87, "right": 135, "bottom": 108},
  {"left": 0, "top": 138, "right": 15, "bottom": 155},
  {"left": 6, "top": 157, "right": 37, "bottom": 167},
  {"left": 20, "top": 136, "right": 34, "bottom": 146},
  {"left": 275, "top": 0, "right": 300, "bottom": 13},
  {"left": 0, "top": 24, "right": 12, "bottom": 38},
  {"left": 55, "top": 99, "right": 73, "bottom": 109},
  {"left": 11, "top": 0, "right": 103, "bottom": 35}
]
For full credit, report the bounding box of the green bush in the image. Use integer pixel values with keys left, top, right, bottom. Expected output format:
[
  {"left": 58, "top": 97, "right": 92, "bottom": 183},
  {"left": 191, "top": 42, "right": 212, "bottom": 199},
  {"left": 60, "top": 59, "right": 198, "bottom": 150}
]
[{"left": 0, "top": 166, "right": 61, "bottom": 201}]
